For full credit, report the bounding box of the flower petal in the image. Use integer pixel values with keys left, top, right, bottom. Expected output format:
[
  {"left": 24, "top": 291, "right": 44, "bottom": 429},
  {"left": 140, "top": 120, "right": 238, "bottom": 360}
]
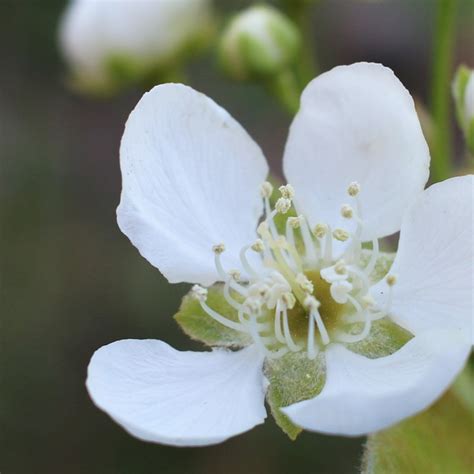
[
  {"left": 117, "top": 84, "right": 268, "bottom": 285},
  {"left": 283, "top": 62, "right": 430, "bottom": 241},
  {"left": 86, "top": 340, "right": 267, "bottom": 446},
  {"left": 281, "top": 331, "right": 470, "bottom": 436},
  {"left": 374, "top": 175, "right": 473, "bottom": 343}
]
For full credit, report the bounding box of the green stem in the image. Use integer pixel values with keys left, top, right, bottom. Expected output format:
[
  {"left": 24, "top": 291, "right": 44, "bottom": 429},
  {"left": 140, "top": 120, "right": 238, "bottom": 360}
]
[
  {"left": 280, "top": 0, "right": 318, "bottom": 89},
  {"left": 429, "top": 0, "right": 458, "bottom": 182},
  {"left": 266, "top": 68, "right": 301, "bottom": 115}
]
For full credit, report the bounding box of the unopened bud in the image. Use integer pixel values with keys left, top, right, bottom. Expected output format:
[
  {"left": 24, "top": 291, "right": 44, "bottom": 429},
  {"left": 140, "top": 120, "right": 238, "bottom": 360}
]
[{"left": 218, "top": 5, "right": 301, "bottom": 81}]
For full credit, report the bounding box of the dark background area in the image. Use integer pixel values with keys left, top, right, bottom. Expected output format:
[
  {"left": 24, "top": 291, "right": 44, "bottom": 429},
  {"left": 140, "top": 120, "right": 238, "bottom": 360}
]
[{"left": 1, "top": 1, "right": 473, "bottom": 473}]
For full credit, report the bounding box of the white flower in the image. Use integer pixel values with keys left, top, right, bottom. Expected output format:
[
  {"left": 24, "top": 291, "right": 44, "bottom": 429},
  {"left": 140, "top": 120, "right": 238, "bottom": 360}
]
[
  {"left": 87, "top": 63, "right": 473, "bottom": 446},
  {"left": 59, "top": 0, "right": 213, "bottom": 92}
]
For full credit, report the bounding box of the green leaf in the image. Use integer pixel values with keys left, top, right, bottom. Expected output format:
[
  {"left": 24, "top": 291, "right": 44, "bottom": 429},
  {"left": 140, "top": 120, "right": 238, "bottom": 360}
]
[
  {"left": 361, "top": 389, "right": 474, "bottom": 474},
  {"left": 345, "top": 318, "right": 413, "bottom": 359},
  {"left": 264, "top": 351, "right": 325, "bottom": 440},
  {"left": 174, "top": 284, "right": 251, "bottom": 348}
]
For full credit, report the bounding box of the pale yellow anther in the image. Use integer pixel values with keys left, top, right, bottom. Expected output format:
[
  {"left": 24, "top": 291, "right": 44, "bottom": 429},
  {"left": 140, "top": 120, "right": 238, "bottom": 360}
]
[
  {"left": 313, "top": 223, "right": 328, "bottom": 238},
  {"left": 347, "top": 181, "right": 361, "bottom": 197},
  {"left": 260, "top": 181, "right": 273, "bottom": 198},
  {"left": 287, "top": 216, "right": 301, "bottom": 229},
  {"left": 341, "top": 204, "right": 354, "bottom": 219},
  {"left": 228, "top": 269, "right": 241, "bottom": 281},
  {"left": 386, "top": 274, "right": 397, "bottom": 286},
  {"left": 257, "top": 221, "right": 270, "bottom": 238},
  {"left": 279, "top": 184, "right": 295, "bottom": 199},
  {"left": 212, "top": 243, "right": 226, "bottom": 254},
  {"left": 334, "top": 260, "right": 347, "bottom": 275},
  {"left": 281, "top": 292, "right": 296, "bottom": 309},
  {"left": 361, "top": 294, "right": 375, "bottom": 308},
  {"left": 274, "top": 236, "right": 288, "bottom": 249},
  {"left": 304, "top": 295, "right": 321, "bottom": 311},
  {"left": 333, "top": 228, "right": 350, "bottom": 242},
  {"left": 296, "top": 273, "right": 314, "bottom": 293},
  {"left": 251, "top": 239, "right": 265, "bottom": 252},
  {"left": 275, "top": 197, "right": 291, "bottom": 214},
  {"left": 191, "top": 285, "right": 208, "bottom": 302}
]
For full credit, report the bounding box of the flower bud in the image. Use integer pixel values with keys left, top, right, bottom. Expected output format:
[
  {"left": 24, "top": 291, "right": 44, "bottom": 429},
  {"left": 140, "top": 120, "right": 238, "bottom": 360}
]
[
  {"left": 452, "top": 65, "right": 474, "bottom": 153},
  {"left": 218, "top": 5, "right": 301, "bottom": 81},
  {"left": 58, "top": 0, "right": 214, "bottom": 95}
]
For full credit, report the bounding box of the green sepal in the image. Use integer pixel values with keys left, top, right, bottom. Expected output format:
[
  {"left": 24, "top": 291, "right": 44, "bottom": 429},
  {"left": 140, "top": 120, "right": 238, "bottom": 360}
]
[
  {"left": 359, "top": 250, "right": 395, "bottom": 285},
  {"left": 264, "top": 352, "right": 325, "bottom": 440},
  {"left": 174, "top": 284, "right": 251, "bottom": 348},
  {"left": 344, "top": 318, "right": 413, "bottom": 359},
  {"left": 361, "top": 388, "right": 474, "bottom": 474}
]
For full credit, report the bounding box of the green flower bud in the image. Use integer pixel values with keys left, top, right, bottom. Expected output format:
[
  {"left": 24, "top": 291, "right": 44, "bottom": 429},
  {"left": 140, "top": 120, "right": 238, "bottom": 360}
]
[
  {"left": 218, "top": 5, "right": 301, "bottom": 81},
  {"left": 452, "top": 65, "right": 474, "bottom": 153}
]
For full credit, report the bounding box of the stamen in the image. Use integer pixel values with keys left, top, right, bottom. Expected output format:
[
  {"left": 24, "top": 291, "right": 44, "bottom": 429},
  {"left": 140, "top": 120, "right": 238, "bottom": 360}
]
[
  {"left": 260, "top": 181, "right": 273, "bottom": 198},
  {"left": 239, "top": 245, "right": 258, "bottom": 278},
  {"left": 275, "top": 197, "right": 291, "bottom": 214},
  {"left": 386, "top": 274, "right": 397, "bottom": 286},
  {"left": 299, "top": 215, "right": 317, "bottom": 262},
  {"left": 313, "top": 223, "right": 328, "bottom": 239},
  {"left": 281, "top": 303, "right": 301, "bottom": 351},
  {"left": 274, "top": 303, "right": 286, "bottom": 343},
  {"left": 223, "top": 279, "right": 244, "bottom": 311},
  {"left": 336, "top": 295, "right": 372, "bottom": 343},
  {"left": 363, "top": 237, "right": 380, "bottom": 277},
  {"left": 341, "top": 204, "right": 354, "bottom": 219},
  {"left": 333, "top": 228, "right": 350, "bottom": 242},
  {"left": 251, "top": 239, "right": 265, "bottom": 253},
  {"left": 192, "top": 285, "right": 248, "bottom": 333},
  {"left": 305, "top": 296, "right": 330, "bottom": 345},
  {"left": 347, "top": 181, "right": 361, "bottom": 197},
  {"left": 296, "top": 273, "right": 314, "bottom": 293},
  {"left": 279, "top": 184, "right": 295, "bottom": 199}
]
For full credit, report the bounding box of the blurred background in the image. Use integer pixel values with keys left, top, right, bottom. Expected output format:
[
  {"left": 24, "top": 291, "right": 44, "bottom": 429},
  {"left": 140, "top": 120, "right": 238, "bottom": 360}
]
[{"left": 1, "top": 1, "right": 473, "bottom": 473}]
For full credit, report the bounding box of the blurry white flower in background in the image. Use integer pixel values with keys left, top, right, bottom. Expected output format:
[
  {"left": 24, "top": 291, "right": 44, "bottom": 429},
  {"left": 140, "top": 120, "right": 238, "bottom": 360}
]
[{"left": 58, "top": 0, "right": 214, "bottom": 95}]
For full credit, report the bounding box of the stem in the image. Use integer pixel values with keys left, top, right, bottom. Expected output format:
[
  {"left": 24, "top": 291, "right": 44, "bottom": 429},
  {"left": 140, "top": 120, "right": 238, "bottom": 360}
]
[
  {"left": 429, "top": 0, "right": 458, "bottom": 182},
  {"left": 281, "top": 0, "right": 318, "bottom": 89},
  {"left": 266, "top": 68, "right": 301, "bottom": 115}
]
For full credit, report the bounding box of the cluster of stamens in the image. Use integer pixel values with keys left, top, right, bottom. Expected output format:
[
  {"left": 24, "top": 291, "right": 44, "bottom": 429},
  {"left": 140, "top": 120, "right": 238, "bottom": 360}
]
[{"left": 192, "top": 181, "right": 396, "bottom": 359}]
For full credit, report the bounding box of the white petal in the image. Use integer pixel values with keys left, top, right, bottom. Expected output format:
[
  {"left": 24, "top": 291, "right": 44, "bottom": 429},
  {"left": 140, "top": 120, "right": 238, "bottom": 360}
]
[
  {"left": 87, "top": 340, "right": 267, "bottom": 446},
  {"left": 284, "top": 62, "right": 430, "bottom": 241},
  {"left": 374, "top": 175, "right": 473, "bottom": 343},
  {"left": 118, "top": 84, "right": 268, "bottom": 285},
  {"left": 282, "top": 331, "right": 470, "bottom": 436}
]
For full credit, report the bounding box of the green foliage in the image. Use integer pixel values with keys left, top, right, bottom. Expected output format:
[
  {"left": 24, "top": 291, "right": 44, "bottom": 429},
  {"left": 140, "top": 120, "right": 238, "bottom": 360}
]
[
  {"left": 174, "top": 284, "right": 251, "bottom": 348},
  {"left": 264, "top": 352, "right": 326, "bottom": 440},
  {"left": 361, "top": 389, "right": 474, "bottom": 474}
]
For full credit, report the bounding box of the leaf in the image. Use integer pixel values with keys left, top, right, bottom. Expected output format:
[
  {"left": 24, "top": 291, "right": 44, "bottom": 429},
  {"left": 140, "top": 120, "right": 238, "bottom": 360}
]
[
  {"left": 345, "top": 318, "right": 413, "bottom": 359},
  {"left": 361, "top": 388, "right": 474, "bottom": 474},
  {"left": 174, "top": 284, "right": 252, "bottom": 348},
  {"left": 264, "top": 351, "right": 326, "bottom": 440}
]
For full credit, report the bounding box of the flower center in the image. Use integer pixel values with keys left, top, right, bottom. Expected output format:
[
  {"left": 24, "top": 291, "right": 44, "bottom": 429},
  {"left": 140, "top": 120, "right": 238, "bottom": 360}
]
[{"left": 192, "top": 181, "right": 396, "bottom": 359}]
